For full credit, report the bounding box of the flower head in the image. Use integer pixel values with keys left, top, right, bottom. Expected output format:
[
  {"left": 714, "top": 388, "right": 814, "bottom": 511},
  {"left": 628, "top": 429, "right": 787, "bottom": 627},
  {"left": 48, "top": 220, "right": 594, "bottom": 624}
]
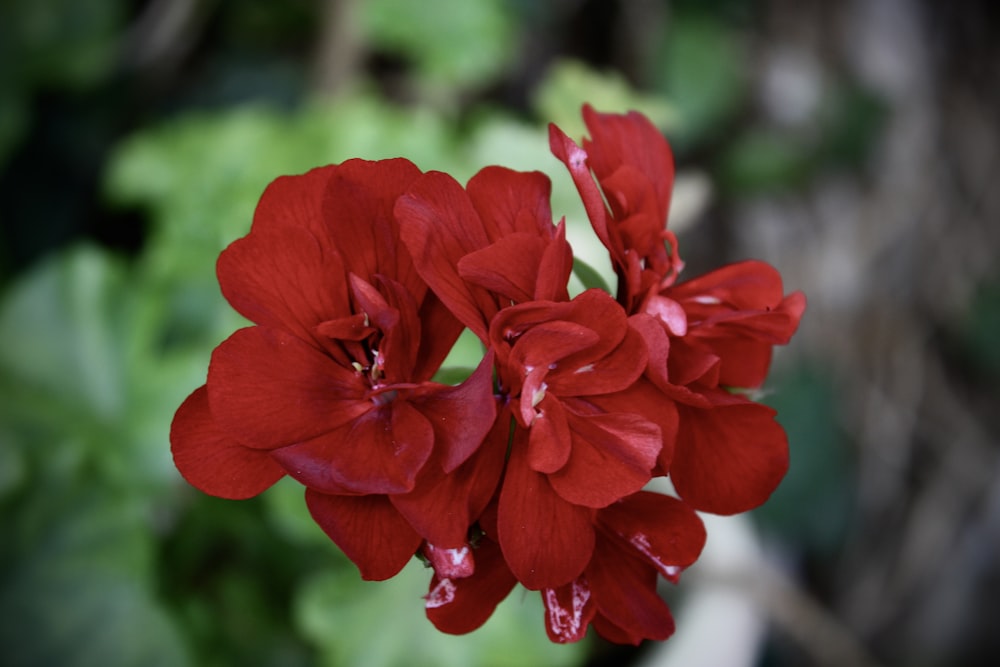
[
  {"left": 550, "top": 107, "right": 806, "bottom": 516},
  {"left": 171, "top": 105, "right": 805, "bottom": 646},
  {"left": 171, "top": 159, "right": 498, "bottom": 580}
]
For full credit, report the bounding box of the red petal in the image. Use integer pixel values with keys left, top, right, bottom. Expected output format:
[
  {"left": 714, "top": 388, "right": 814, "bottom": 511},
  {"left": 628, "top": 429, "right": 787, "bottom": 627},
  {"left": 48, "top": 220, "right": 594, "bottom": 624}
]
[
  {"left": 457, "top": 233, "right": 549, "bottom": 304},
  {"left": 700, "top": 335, "right": 774, "bottom": 388},
  {"left": 546, "top": 319, "right": 647, "bottom": 398},
  {"left": 413, "top": 289, "right": 465, "bottom": 381},
  {"left": 314, "top": 313, "right": 375, "bottom": 341},
  {"left": 587, "top": 532, "right": 675, "bottom": 644},
  {"left": 547, "top": 410, "right": 660, "bottom": 508},
  {"left": 396, "top": 171, "right": 496, "bottom": 341},
  {"left": 466, "top": 166, "right": 554, "bottom": 240},
  {"left": 581, "top": 105, "right": 675, "bottom": 230},
  {"left": 389, "top": 405, "right": 508, "bottom": 547},
  {"left": 584, "top": 378, "right": 679, "bottom": 474},
  {"left": 321, "top": 158, "right": 425, "bottom": 298},
  {"left": 409, "top": 350, "right": 498, "bottom": 473},
  {"left": 207, "top": 326, "right": 370, "bottom": 449},
  {"left": 627, "top": 312, "right": 672, "bottom": 390},
  {"left": 548, "top": 123, "right": 613, "bottom": 253},
  {"left": 170, "top": 386, "right": 285, "bottom": 499},
  {"left": 671, "top": 260, "right": 785, "bottom": 311},
  {"left": 527, "top": 394, "right": 572, "bottom": 473},
  {"left": 535, "top": 221, "right": 574, "bottom": 301},
  {"left": 350, "top": 274, "right": 422, "bottom": 382},
  {"left": 513, "top": 319, "right": 600, "bottom": 371},
  {"left": 597, "top": 492, "right": 706, "bottom": 580},
  {"left": 423, "top": 542, "right": 475, "bottom": 579},
  {"left": 628, "top": 314, "right": 714, "bottom": 407},
  {"left": 250, "top": 165, "right": 337, "bottom": 236},
  {"left": 268, "top": 423, "right": 359, "bottom": 495},
  {"left": 667, "top": 335, "right": 721, "bottom": 392},
  {"left": 217, "top": 226, "right": 351, "bottom": 353},
  {"left": 643, "top": 294, "right": 688, "bottom": 336},
  {"left": 272, "top": 398, "right": 436, "bottom": 496},
  {"left": 425, "top": 537, "right": 518, "bottom": 634},
  {"left": 305, "top": 489, "right": 422, "bottom": 581},
  {"left": 306, "top": 400, "right": 435, "bottom": 494},
  {"left": 590, "top": 613, "right": 645, "bottom": 645},
  {"left": 598, "top": 166, "right": 665, "bottom": 260},
  {"left": 542, "top": 577, "right": 597, "bottom": 643},
  {"left": 672, "top": 400, "right": 790, "bottom": 514},
  {"left": 497, "top": 430, "right": 595, "bottom": 589}
]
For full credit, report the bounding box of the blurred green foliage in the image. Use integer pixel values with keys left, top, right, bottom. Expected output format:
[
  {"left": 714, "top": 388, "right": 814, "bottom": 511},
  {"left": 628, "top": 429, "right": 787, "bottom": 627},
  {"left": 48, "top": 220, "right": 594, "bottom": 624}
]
[
  {"left": 651, "top": 13, "right": 747, "bottom": 151},
  {"left": 362, "top": 0, "right": 517, "bottom": 93}
]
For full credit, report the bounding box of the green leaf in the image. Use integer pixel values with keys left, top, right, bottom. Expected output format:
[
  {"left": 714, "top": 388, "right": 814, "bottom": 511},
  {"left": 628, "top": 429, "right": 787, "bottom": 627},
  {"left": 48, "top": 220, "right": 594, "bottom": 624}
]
[
  {"left": 0, "top": 245, "right": 129, "bottom": 424},
  {"left": 651, "top": 14, "right": 747, "bottom": 151},
  {"left": 0, "top": 245, "right": 196, "bottom": 490},
  {"left": 295, "top": 560, "right": 588, "bottom": 667},
  {"left": 0, "top": 427, "right": 26, "bottom": 500},
  {"left": 434, "top": 328, "right": 485, "bottom": 385},
  {"left": 0, "top": 489, "right": 189, "bottom": 667},
  {"left": 572, "top": 256, "right": 612, "bottom": 294},
  {"left": 361, "top": 0, "right": 517, "bottom": 90}
]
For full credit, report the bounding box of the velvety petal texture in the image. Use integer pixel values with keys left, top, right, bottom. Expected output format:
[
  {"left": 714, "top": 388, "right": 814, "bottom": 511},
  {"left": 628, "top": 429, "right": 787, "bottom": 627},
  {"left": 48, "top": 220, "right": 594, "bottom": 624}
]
[
  {"left": 672, "top": 399, "right": 790, "bottom": 514},
  {"left": 397, "top": 168, "right": 572, "bottom": 342},
  {"left": 171, "top": 386, "right": 285, "bottom": 499},
  {"left": 497, "top": 434, "right": 596, "bottom": 590},
  {"left": 305, "top": 490, "right": 422, "bottom": 581}
]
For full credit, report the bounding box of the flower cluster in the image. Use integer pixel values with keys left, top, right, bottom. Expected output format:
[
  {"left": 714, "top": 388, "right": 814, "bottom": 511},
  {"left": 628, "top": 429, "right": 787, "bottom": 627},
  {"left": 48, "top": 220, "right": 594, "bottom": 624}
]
[{"left": 171, "top": 105, "right": 805, "bottom": 644}]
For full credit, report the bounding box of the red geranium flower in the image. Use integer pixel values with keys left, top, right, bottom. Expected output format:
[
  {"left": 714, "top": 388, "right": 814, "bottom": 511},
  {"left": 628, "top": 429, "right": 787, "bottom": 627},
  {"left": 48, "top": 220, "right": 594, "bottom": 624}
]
[
  {"left": 549, "top": 105, "right": 683, "bottom": 312},
  {"left": 171, "top": 159, "right": 499, "bottom": 580},
  {"left": 488, "top": 291, "right": 667, "bottom": 588},
  {"left": 551, "top": 107, "right": 806, "bottom": 515},
  {"left": 170, "top": 104, "right": 806, "bottom": 647},
  {"left": 425, "top": 490, "right": 706, "bottom": 645},
  {"left": 398, "top": 167, "right": 677, "bottom": 590}
]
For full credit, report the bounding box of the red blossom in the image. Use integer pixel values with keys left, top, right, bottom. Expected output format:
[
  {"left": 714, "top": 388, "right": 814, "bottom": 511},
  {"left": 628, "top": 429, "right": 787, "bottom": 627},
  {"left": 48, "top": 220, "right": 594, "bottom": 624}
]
[
  {"left": 171, "top": 105, "right": 805, "bottom": 646},
  {"left": 550, "top": 106, "right": 806, "bottom": 515},
  {"left": 425, "top": 491, "right": 706, "bottom": 644},
  {"left": 550, "top": 105, "right": 682, "bottom": 311},
  {"left": 484, "top": 290, "right": 672, "bottom": 588},
  {"left": 171, "top": 159, "right": 498, "bottom": 580}
]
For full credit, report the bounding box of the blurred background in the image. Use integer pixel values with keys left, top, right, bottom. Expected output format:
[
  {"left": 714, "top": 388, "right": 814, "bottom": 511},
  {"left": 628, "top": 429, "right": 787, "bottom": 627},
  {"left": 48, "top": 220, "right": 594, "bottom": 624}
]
[{"left": 1, "top": 0, "right": 998, "bottom": 665}]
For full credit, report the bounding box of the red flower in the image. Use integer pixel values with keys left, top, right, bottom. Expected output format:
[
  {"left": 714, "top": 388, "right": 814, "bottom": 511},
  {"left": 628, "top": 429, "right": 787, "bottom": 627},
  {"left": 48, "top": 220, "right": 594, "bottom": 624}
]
[
  {"left": 396, "top": 166, "right": 574, "bottom": 342},
  {"left": 653, "top": 260, "right": 807, "bottom": 389},
  {"left": 170, "top": 159, "right": 499, "bottom": 580},
  {"left": 425, "top": 490, "right": 706, "bottom": 644},
  {"left": 171, "top": 105, "right": 805, "bottom": 646},
  {"left": 398, "top": 165, "right": 677, "bottom": 589},
  {"left": 551, "top": 107, "right": 806, "bottom": 515},
  {"left": 549, "top": 105, "right": 683, "bottom": 311},
  {"left": 487, "top": 291, "right": 675, "bottom": 590}
]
